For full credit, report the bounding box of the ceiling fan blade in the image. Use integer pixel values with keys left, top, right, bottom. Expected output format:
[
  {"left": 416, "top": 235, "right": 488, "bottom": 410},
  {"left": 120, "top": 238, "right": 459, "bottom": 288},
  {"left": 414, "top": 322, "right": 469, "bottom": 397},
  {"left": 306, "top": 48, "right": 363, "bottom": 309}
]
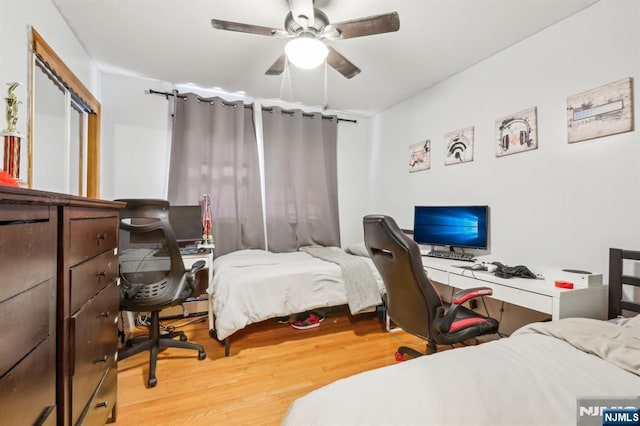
[
  {"left": 288, "top": 0, "right": 315, "bottom": 27},
  {"left": 324, "top": 12, "right": 400, "bottom": 40},
  {"left": 327, "top": 47, "right": 361, "bottom": 79},
  {"left": 265, "top": 53, "right": 287, "bottom": 76},
  {"left": 211, "top": 19, "right": 288, "bottom": 37}
]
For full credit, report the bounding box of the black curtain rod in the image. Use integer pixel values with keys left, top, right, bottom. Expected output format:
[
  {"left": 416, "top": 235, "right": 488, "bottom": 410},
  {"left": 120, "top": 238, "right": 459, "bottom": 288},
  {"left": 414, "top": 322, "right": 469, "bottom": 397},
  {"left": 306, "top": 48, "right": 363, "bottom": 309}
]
[
  {"left": 146, "top": 89, "right": 186, "bottom": 99},
  {"left": 260, "top": 106, "right": 355, "bottom": 123},
  {"left": 146, "top": 89, "right": 252, "bottom": 109},
  {"left": 147, "top": 89, "right": 357, "bottom": 123}
]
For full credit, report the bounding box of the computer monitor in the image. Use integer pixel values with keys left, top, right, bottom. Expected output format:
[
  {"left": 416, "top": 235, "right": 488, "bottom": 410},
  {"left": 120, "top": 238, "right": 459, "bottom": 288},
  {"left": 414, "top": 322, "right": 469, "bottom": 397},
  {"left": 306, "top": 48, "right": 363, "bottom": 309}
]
[
  {"left": 413, "top": 205, "right": 489, "bottom": 249},
  {"left": 168, "top": 205, "right": 203, "bottom": 245}
]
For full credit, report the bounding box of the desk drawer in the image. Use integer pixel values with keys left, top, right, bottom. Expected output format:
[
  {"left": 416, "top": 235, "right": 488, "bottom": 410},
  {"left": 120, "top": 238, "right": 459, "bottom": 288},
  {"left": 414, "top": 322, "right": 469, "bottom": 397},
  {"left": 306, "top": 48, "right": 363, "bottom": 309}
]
[
  {"left": 70, "top": 249, "right": 118, "bottom": 314},
  {"left": 70, "top": 282, "right": 119, "bottom": 424},
  {"left": 449, "top": 274, "right": 553, "bottom": 314},
  {"left": 68, "top": 217, "right": 118, "bottom": 265}
]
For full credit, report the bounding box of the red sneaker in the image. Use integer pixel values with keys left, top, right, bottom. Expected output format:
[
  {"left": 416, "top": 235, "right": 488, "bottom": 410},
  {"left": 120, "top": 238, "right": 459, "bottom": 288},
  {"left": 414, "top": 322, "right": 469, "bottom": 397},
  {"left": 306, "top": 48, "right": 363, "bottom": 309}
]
[{"left": 291, "top": 313, "right": 323, "bottom": 330}]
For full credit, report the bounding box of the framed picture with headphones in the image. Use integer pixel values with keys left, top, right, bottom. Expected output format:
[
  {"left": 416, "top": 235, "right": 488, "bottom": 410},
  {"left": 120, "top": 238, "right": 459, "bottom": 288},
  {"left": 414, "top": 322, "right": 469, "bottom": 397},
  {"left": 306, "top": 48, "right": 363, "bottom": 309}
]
[{"left": 495, "top": 106, "right": 538, "bottom": 157}]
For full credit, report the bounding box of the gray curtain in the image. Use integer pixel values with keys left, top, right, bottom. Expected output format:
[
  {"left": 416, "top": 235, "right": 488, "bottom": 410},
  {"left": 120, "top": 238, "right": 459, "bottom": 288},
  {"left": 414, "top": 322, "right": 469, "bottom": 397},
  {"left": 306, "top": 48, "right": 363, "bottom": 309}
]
[
  {"left": 261, "top": 107, "right": 340, "bottom": 252},
  {"left": 168, "top": 94, "right": 265, "bottom": 255}
]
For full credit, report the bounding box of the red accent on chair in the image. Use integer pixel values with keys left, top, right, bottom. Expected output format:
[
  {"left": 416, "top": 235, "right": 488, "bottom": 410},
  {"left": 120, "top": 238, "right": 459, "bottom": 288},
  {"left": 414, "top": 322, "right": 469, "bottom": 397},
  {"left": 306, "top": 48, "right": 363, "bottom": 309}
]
[
  {"left": 449, "top": 317, "right": 486, "bottom": 333},
  {"left": 452, "top": 287, "right": 493, "bottom": 304}
]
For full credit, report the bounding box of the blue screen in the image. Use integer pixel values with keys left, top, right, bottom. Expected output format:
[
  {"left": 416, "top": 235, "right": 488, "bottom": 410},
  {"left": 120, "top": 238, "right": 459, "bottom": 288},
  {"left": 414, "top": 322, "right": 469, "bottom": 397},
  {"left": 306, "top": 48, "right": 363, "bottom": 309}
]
[{"left": 413, "top": 205, "right": 488, "bottom": 249}]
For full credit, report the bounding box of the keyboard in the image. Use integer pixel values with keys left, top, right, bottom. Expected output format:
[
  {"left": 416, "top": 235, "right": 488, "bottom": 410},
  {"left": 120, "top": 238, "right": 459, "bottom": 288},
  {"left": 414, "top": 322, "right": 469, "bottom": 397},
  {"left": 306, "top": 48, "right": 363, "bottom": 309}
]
[{"left": 423, "top": 250, "right": 475, "bottom": 262}]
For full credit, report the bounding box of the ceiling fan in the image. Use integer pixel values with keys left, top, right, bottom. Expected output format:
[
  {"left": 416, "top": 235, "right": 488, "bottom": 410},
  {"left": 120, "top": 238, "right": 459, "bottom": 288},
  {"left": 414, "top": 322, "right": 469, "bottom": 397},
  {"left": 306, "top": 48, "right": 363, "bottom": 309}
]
[{"left": 210, "top": 0, "right": 400, "bottom": 79}]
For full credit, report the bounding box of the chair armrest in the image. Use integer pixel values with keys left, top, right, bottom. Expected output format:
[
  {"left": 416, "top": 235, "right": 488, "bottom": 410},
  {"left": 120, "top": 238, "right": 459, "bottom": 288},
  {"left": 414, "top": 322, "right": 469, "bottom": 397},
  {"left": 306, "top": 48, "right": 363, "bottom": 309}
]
[
  {"left": 190, "top": 260, "right": 206, "bottom": 276},
  {"left": 435, "top": 287, "right": 493, "bottom": 333},
  {"left": 451, "top": 287, "right": 493, "bottom": 305}
]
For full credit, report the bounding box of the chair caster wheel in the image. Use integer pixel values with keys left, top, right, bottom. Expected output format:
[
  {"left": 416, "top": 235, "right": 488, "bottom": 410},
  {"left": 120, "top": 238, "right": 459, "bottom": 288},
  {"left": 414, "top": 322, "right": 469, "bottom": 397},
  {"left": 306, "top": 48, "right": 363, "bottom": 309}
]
[
  {"left": 198, "top": 351, "right": 206, "bottom": 360},
  {"left": 179, "top": 334, "right": 187, "bottom": 342},
  {"left": 148, "top": 377, "right": 157, "bottom": 388},
  {"left": 394, "top": 352, "right": 404, "bottom": 362}
]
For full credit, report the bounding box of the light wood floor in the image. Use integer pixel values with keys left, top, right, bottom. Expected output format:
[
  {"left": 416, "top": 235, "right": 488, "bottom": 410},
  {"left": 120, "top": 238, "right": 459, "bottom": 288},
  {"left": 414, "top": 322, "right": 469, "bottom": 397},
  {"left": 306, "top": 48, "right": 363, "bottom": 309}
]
[{"left": 113, "top": 308, "right": 435, "bottom": 425}]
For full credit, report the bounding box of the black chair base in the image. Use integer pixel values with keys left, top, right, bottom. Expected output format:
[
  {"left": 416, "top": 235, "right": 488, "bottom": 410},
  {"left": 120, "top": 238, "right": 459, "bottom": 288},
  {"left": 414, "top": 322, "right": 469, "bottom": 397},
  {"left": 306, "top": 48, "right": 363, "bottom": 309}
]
[
  {"left": 395, "top": 340, "right": 438, "bottom": 361},
  {"left": 119, "top": 311, "right": 206, "bottom": 387}
]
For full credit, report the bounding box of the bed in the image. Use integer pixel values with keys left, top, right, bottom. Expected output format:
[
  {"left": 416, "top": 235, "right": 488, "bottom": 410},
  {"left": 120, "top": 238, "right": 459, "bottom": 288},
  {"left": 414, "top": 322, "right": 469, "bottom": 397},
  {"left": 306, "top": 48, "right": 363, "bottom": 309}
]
[
  {"left": 282, "top": 248, "right": 640, "bottom": 426},
  {"left": 207, "top": 246, "right": 385, "bottom": 355}
]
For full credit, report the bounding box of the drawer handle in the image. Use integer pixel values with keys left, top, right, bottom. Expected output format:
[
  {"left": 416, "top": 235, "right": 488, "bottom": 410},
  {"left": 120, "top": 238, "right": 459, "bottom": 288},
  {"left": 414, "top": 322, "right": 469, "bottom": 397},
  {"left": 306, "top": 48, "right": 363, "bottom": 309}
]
[
  {"left": 94, "top": 355, "right": 108, "bottom": 363},
  {"left": 95, "top": 400, "right": 109, "bottom": 409},
  {"left": 97, "top": 233, "right": 108, "bottom": 241},
  {"left": 100, "top": 310, "right": 110, "bottom": 318},
  {"left": 98, "top": 270, "right": 107, "bottom": 277}
]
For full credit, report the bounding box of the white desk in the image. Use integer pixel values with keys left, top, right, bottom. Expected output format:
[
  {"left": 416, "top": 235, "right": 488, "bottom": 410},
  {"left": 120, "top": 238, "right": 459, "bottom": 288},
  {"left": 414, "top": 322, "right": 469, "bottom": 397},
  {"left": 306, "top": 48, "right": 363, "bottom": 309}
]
[{"left": 422, "top": 256, "right": 608, "bottom": 320}]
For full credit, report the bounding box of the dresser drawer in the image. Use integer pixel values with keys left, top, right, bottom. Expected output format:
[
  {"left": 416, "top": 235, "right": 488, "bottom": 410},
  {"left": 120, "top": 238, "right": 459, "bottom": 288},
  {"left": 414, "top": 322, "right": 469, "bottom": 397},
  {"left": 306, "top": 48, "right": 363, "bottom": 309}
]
[
  {"left": 0, "top": 278, "right": 55, "bottom": 377},
  {"left": 78, "top": 365, "right": 117, "bottom": 426},
  {"left": 0, "top": 219, "right": 56, "bottom": 303},
  {"left": 70, "top": 249, "right": 118, "bottom": 314},
  {"left": 68, "top": 216, "right": 119, "bottom": 266},
  {"left": 70, "top": 282, "right": 119, "bottom": 424},
  {"left": 0, "top": 330, "right": 56, "bottom": 426}
]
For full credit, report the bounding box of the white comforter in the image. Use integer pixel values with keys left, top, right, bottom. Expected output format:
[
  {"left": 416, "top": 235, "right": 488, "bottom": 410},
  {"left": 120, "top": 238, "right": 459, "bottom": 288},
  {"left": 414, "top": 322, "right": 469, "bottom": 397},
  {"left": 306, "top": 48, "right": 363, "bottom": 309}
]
[
  {"left": 208, "top": 249, "right": 384, "bottom": 340},
  {"left": 282, "top": 316, "right": 640, "bottom": 426}
]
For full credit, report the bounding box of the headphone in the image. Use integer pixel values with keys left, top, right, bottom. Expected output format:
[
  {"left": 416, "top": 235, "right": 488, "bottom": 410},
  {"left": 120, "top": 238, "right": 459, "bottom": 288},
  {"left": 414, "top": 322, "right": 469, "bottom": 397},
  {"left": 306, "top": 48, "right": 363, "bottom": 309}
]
[{"left": 498, "top": 118, "right": 532, "bottom": 152}]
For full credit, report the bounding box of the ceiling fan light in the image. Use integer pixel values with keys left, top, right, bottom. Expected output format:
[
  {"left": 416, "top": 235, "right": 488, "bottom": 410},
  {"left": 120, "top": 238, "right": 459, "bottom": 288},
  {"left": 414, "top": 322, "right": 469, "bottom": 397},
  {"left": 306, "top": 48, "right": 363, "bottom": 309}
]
[{"left": 285, "top": 37, "right": 328, "bottom": 70}]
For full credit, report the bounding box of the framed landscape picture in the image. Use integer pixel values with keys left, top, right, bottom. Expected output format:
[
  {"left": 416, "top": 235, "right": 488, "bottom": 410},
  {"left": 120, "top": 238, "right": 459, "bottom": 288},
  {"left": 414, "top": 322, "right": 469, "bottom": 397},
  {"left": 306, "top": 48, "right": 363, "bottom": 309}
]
[
  {"left": 444, "top": 126, "right": 474, "bottom": 165},
  {"left": 567, "top": 77, "right": 634, "bottom": 143}
]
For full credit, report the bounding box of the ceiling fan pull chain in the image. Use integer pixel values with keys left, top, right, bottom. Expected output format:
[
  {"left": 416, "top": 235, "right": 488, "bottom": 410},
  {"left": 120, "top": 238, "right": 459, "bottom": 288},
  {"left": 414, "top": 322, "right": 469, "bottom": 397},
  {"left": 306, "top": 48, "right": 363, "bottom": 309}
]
[
  {"left": 323, "top": 60, "right": 329, "bottom": 110},
  {"left": 279, "top": 57, "right": 294, "bottom": 101}
]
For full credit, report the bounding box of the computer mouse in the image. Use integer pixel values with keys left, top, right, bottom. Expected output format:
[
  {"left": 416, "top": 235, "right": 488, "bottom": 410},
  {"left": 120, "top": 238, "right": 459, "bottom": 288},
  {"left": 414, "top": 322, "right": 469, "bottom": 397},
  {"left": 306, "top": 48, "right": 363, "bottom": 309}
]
[{"left": 470, "top": 263, "right": 485, "bottom": 270}]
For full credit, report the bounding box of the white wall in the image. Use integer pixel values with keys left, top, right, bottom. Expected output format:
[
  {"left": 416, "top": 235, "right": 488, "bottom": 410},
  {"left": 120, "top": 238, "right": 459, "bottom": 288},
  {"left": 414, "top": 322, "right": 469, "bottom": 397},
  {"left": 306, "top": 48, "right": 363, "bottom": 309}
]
[
  {"left": 367, "top": 0, "right": 640, "bottom": 276},
  {"left": 100, "top": 74, "right": 174, "bottom": 199},
  {"left": 0, "top": 0, "right": 101, "bottom": 134}
]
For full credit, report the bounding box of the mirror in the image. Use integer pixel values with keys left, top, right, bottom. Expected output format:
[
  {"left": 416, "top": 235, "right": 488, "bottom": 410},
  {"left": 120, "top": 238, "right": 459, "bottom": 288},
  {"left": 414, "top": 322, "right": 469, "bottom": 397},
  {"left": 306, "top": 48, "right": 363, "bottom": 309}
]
[{"left": 29, "top": 28, "right": 100, "bottom": 197}]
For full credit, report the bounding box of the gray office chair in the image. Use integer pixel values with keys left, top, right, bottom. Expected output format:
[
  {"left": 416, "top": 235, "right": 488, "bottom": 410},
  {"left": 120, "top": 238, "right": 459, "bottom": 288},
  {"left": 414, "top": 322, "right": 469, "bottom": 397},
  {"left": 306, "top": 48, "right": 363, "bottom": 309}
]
[{"left": 116, "top": 199, "right": 206, "bottom": 387}]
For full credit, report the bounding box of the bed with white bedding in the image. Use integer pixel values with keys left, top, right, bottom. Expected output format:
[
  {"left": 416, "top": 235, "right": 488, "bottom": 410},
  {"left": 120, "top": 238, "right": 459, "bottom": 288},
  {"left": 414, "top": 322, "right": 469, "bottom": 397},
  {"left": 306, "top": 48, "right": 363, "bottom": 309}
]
[
  {"left": 282, "top": 248, "right": 640, "bottom": 426},
  {"left": 207, "top": 248, "right": 384, "bottom": 355}
]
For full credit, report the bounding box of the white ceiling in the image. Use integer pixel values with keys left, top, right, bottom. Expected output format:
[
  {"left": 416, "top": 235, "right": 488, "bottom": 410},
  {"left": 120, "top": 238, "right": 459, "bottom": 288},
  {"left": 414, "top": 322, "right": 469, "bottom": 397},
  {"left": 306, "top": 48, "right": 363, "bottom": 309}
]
[{"left": 51, "top": 0, "right": 601, "bottom": 116}]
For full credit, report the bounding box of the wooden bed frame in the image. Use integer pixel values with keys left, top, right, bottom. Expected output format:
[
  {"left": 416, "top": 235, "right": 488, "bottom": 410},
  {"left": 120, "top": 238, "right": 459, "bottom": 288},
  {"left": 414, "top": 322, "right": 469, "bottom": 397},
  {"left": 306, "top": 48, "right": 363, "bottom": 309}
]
[{"left": 608, "top": 248, "right": 640, "bottom": 317}]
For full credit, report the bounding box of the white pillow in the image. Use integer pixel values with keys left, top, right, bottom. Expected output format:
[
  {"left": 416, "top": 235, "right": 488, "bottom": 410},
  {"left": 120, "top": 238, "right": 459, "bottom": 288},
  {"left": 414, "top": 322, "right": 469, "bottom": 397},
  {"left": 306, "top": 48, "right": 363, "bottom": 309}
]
[{"left": 345, "top": 242, "right": 370, "bottom": 257}]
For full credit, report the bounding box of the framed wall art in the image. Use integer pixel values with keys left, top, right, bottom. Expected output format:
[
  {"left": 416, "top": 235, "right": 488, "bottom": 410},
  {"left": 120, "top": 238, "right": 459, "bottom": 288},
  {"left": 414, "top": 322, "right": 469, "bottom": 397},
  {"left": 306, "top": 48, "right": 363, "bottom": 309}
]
[
  {"left": 444, "top": 126, "right": 474, "bottom": 165},
  {"left": 495, "top": 106, "right": 538, "bottom": 157},
  {"left": 567, "top": 77, "right": 634, "bottom": 143},
  {"left": 409, "top": 140, "right": 430, "bottom": 173}
]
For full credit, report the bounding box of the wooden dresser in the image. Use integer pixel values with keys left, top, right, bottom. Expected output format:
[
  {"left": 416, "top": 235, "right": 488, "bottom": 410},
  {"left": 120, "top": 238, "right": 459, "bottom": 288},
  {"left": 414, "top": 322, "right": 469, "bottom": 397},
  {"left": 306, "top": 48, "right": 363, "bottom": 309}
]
[{"left": 0, "top": 187, "right": 124, "bottom": 426}]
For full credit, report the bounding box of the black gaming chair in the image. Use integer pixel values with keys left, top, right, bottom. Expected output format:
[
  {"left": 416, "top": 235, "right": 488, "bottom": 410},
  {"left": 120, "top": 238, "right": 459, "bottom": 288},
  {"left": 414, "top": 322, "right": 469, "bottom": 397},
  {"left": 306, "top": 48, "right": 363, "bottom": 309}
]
[
  {"left": 363, "top": 214, "right": 499, "bottom": 359},
  {"left": 117, "top": 199, "right": 206, "bottom": 387}
]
